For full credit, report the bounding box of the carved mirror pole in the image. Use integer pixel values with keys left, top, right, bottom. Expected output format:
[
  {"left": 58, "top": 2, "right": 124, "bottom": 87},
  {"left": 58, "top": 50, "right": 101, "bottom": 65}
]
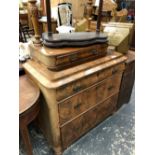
[
  {"left": 96, "top": 0, "right": 103, "bottom": 33},
  {"left": 28, "top": 0, "right": 42, "bottom": 45},
  {"left": 45, "top": 0, "right": 52, "bottom": 35}
]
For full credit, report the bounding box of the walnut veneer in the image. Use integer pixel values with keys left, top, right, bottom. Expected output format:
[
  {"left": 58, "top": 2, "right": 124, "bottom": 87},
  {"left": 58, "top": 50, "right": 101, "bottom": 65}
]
[{"left": 23, "top": 49, "right": 126, "bottom": 155}]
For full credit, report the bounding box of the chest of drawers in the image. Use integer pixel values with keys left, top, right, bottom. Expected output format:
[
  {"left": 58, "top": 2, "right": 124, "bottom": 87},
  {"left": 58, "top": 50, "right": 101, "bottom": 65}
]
[{"left": 24, "top": 51, "right": 126, "bottom": 155}]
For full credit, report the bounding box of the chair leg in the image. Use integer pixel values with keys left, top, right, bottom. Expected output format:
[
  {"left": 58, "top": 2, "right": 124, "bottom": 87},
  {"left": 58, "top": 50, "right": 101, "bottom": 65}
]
[{"left": 20, "top": 125, "right": 33, "bottom": 155}]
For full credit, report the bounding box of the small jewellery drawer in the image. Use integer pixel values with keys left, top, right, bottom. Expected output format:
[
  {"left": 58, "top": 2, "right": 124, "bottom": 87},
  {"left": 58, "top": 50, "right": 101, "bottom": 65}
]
[
  {"left": 55, "top": 44, "right": 108, "bottom": 70},
  {"left": 58, "top": 73, "right": 122, "bottom": 125},
  {"left": 55, "top": 44, "right": 107, "bottom": 66},
  {"left": 60, "top": 94, "right": 118, "bottom": 149},
  {"left": 56, "top": 63, "right": 124, "bottom": 101}
]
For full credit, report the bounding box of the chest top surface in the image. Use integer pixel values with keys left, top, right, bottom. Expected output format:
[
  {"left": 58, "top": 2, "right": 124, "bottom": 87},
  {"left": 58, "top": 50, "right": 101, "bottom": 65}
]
[{"left": 23, "top": 51, "right": 127, "bottom": 89}]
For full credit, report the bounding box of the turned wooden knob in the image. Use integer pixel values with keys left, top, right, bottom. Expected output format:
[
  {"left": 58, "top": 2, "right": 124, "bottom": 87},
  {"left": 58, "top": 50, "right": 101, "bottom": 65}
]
[{"left": 28, "top": 0, "right": 42, "bottom": 45}]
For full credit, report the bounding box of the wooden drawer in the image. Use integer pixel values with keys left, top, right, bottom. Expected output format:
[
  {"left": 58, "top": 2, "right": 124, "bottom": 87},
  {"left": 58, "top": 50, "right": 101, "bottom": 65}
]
[
  {"left": 56, "top": 73, "right": 98, "bottom": 101},
  {"left": 55, "top": 44, "right": 108, "bottom": 69},
  {"left": 56, "top": 63, "right": 125, "bottom": 101},
  {"left": 96, "top": 72, "right": 122, "bottom": 103},
  {"left": 59, "top": 86, "right": 97, "bottom": 125},
  {"left": 97, "top": 63, "right": 124, "bottom": 81},
  {"left": 60, "top": 94, "right": 118, "bottom": 149},
  {"left": 58, "top": 73, "right": 122, "bottom": 125}
]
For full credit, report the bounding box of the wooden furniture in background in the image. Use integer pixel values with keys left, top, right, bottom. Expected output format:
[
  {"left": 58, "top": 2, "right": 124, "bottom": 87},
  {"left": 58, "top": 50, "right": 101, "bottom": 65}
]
[
  {"left": 28, "top": 0, "right": 42, "bottom": 45},
  {"left": 23, "top": 51, "right": 127, "bottom": 155},
  {"left": 19, "top": 75, "right": 40, "bottom": 155},
  {"left": 102, "top": 22, "right": 135, "bottom": 53},
  {"left": 19, "top": 9, "right": 28, "bottom": 26},
  {"left": 19, "top": 22, "right": 34, "bottom": 42},
  {"left": 39, "top": 16, "right": 57, "bottom": 33},
  {"left": 117, "top": 50, "right": 135, "bottom": 108}
]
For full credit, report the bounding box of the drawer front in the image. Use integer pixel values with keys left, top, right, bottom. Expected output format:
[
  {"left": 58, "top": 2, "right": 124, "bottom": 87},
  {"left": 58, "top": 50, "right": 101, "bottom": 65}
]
[
  {"left": 55, "top": 44, "right": 108, "bottom": 67},
  {"left": 58, "top": 73, "right": 122, "bottom": 125},
  {"left": 96, "top": 73, "right": 122, "bottom": 103},
  {"left": 56, "top": 73, "right": 98, "bottom": 101},
  {"left": 56, "top": 63, "right": 125, "bottom": 101},
  {"left": 60, "top": 94, "right": 118, "bottom": 149},
  {"left": 59, "top": 86, "right": 97, "bottom": 125}
]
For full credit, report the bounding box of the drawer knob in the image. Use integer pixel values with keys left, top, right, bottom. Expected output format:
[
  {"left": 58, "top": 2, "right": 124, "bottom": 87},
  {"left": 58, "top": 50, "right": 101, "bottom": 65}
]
[
  {"left": 73, "top": 85, "right": 81, "bottom": 93},
  {"left": 112, "top": 69, "right": 118, "bottom": 74},
  {"left": 108, "top": 85, "right": 114, "bottom": 91},
  {"left": 74, "top": 102, "right": 82, "bottom": 109},
  {"left": 91, "top": 50, "right": 98, "bottom": 55},
  {"left": 69, "top": 54, "right": 78, "bottom": 62}
]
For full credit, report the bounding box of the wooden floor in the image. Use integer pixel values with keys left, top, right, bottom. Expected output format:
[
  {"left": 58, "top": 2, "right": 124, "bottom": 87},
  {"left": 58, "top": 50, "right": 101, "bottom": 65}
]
[{"left": 20, "top": 86, "right": 135, "bottom": 155}]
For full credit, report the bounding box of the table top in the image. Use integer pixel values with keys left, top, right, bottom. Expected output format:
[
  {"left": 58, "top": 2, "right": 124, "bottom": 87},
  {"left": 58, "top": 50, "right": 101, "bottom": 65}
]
[{"left": 19, "top": 75, "right": 40, "bottom": 115}]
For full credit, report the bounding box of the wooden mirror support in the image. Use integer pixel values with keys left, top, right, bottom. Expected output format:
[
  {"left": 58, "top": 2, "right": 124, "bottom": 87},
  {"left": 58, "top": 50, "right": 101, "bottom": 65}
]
[
  {"left": 28, "top": 0, "right": 106, "bottom": 48},
  {"left": 28, "top": 0, "right": 42, "bottom": 45},
  {"left": 45, "top": 0, "right": 52, "bottom": 34},
  {"left": 96, "top": 0, "right": 103, "bottom": 32}
]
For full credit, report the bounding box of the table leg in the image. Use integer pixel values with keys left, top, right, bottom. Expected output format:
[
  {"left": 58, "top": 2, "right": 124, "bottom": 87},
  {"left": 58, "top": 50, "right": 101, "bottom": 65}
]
[{"left": 20, "top": 126, "right": 33, "bottom": 155}]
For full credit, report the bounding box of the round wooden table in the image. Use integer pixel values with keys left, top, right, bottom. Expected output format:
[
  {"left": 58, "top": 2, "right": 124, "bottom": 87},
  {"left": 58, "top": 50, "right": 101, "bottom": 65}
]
[{"left": 19, "top": 75, "right": 40, "bottom": 155}]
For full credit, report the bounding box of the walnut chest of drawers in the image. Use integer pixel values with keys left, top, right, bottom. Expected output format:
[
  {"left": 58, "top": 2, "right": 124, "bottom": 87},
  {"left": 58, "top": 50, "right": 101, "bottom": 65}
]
[{"left": 23, "top": 51, "right": 127, "bottom": 155}]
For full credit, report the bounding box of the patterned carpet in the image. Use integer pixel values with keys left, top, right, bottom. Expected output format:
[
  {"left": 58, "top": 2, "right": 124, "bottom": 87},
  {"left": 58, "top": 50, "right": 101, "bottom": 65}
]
[{"left": 20, "top": 86, "right": 135, "bottom": 155}]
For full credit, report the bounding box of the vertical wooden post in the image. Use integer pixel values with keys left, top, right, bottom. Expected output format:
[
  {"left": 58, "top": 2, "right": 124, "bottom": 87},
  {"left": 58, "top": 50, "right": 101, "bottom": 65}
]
[
  {"left": 45, "top": 0, "right": 52, "bottom": 34},
  {"left": 28, "top": 0, "right": 42, "bottom": 45},
  {"left": 96, "top": 0, "right": 103, "bottom": 33}
]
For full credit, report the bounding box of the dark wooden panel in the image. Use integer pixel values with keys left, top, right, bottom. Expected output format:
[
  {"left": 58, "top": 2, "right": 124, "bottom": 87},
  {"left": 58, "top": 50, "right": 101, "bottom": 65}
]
[{"left": 117, "top": 51, "right": 135, "bottom": 108}]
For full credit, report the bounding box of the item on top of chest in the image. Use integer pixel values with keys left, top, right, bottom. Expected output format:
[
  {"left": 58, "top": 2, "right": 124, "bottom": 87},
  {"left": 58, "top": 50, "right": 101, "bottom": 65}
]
[
  {"left": 28, "top": 0, "right": 109, "bottom": 71},
  {"left": 28, "top": 0, "right": 107, "bottom": 48},
  {"left": 29, "top": 40, "right": 108, "bottom": 71},
  {"left": 41, "top": 0, "right": 107, "bottom": 48},
  {"left": 42, "top": 32, "right": 108, "bottom": 48}
]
